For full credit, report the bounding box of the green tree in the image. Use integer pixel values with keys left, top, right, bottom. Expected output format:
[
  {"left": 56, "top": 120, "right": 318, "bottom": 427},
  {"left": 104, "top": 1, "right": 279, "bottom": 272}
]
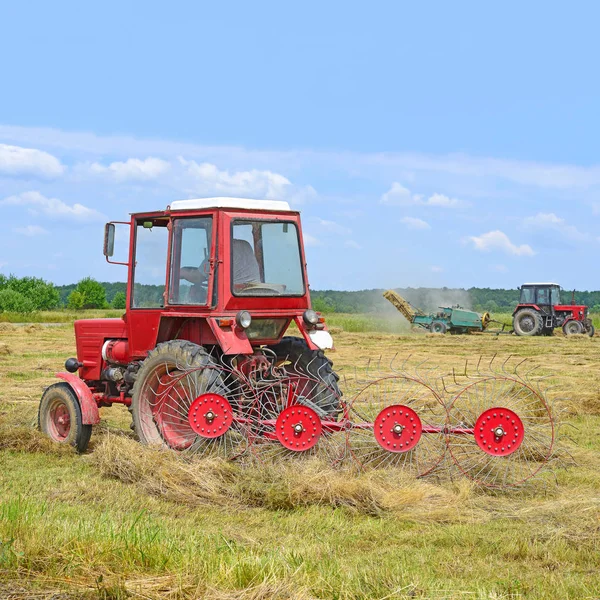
[
  {"left": 0, "top": 289, "right": 35, "bottom": 313},
  {"left": 0, "top": 275, "right": 59, "bottom": 310},
  {"left": 112, "top": 291, "right": 127, "bottom": 309},
  {"left": 68, "top": 277, "right": 108, "bottom": 309}
]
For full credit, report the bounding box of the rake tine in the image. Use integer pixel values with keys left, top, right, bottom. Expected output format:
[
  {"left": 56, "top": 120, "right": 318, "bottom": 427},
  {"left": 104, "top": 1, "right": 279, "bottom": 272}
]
[
  {"left": 514, "top": 357, "right": 528, "bottom": 377},
  {"left": 488, "top": 353, "right": 498, "bottom": 372},
  {"left": 501, "top": 354, "right": 513, "bottom": 375}
]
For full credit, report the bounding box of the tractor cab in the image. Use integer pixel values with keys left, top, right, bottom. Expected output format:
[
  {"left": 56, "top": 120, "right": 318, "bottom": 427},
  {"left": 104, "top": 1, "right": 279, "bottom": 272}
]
[{"left": 518, "top": 283, "right": 561, "bottom": 315}]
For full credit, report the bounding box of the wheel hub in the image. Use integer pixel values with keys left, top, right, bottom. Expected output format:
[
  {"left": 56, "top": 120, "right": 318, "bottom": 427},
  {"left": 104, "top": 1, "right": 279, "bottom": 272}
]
[
  {"left": 276, "top": 406, "right": 322, "bottom": 451},
  {"left": 51, "top": 403, "right": 71, "bottom": 439},
  {"left": 188, "top": 393, "right": 233, "bottom": 438},
  {"left": 474, "top": 407, "right": 524, "bottom": 456},
  {"left": 373, "top": 404, "right": 422, "bottom": 453}
]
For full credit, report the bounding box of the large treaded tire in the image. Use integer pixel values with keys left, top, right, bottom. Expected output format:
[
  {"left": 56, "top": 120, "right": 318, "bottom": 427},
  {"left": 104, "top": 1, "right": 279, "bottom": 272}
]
[
  {"left": 38, "top": 382, "right": 92, "bottom": 453},
  {"left": 131, "top": 340, "right": 226, "bottom": 448},
  {"left": 429, "top": 321, "right": 447, "bottom": 334},
  {"left": 268, "top": 336, "right": 341, "bottom": 417},
  {"left": 513, "top": 309, "right": 543, "bottom": 336},
  {"left": 563, "top": 320, "right": 584, "bottom": 336}
]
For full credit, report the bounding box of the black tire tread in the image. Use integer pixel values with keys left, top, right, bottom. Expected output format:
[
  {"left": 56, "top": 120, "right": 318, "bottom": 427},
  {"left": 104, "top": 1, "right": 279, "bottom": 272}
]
[
  {"left": 268, "top": 336, "right": 341, "bottom": 415},
  {"left": 513, "top": 308, "right": 543, "bottom": 336}
]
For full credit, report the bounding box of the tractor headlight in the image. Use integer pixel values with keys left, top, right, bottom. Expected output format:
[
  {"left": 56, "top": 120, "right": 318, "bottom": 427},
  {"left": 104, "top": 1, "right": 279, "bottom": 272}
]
[
  {"left": 236, "top": 310, "right": 252, "bottom": 329},
  {"left": 303, "top": 309, "right": 319, "bottom": 326}
]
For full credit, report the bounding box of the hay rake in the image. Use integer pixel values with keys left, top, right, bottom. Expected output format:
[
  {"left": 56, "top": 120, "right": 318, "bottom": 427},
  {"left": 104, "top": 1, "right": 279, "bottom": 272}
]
[{"left": 138, "top": 351, "right": 557, "bottom": 488}]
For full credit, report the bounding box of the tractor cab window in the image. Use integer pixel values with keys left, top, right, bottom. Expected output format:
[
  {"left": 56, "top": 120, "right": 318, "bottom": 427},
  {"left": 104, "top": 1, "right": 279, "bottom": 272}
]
[
  {"left": 537, "top": 287, "right": 550, "bottom": 306},
  {"left": 132, "top": 219, "right": 169, "bottom": 308},
  {"left": 169, "top": 217, "right": 214, "bottom": 305},
  {"left": 520, "top": 287, "right": 535, "bottom": 304},
  {"left": 550, "top": 287, "right": 561, "bottom": 305},
  {"left": 231, "top": 220, "right": 305, "bottom": 296}
]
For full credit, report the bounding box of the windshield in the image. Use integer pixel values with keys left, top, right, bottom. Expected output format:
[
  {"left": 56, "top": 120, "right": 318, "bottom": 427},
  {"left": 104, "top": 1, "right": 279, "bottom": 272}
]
[{"left": 231, "top": 220, "right": 305, "bottom": 296}]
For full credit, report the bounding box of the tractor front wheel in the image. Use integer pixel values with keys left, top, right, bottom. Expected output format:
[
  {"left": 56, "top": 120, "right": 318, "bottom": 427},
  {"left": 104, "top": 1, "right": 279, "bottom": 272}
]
[
  {"left": 38, "top": 383, "right": 92, "bottom": 452},
  {"left": 513, "top": 309, "right": 543, "bottom": 336},
  {"left": 588, "top": 325, "right": 595, "bottom": 337},
  {"left": 563, "top": 320, "right": 584, "bottom": 336}
]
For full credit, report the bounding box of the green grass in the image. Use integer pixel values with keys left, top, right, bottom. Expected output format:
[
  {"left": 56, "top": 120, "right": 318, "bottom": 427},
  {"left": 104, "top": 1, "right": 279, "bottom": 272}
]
[
  {"left": 0, "top": 309, "right": 124, "bottom": 323},
  {"left": 2, "top": 315, "right": 600, "bottom": 598}
]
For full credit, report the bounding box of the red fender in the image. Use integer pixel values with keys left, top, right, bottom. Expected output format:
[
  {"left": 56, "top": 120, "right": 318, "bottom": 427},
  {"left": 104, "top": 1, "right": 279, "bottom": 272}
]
[{"left": 56, "top": 372, "right": 100, "bottom": 425}]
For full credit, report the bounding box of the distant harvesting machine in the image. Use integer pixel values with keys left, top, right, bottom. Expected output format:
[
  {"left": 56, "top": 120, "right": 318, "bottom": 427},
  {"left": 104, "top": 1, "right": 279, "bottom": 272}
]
[{"left": 384, "top": 290, "right": 491, "bottom": 334}]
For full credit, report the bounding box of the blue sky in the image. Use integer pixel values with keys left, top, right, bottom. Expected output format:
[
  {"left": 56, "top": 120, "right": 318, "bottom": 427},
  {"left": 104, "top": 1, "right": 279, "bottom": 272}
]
[{"left": 1, "top": 1, "right": 600, "bottom": 291}]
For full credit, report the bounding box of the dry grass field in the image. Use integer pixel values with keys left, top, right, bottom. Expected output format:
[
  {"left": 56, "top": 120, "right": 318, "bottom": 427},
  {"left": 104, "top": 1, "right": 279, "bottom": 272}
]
[{"left": 1, "top": 319, "right": 599, "bottom": 599}]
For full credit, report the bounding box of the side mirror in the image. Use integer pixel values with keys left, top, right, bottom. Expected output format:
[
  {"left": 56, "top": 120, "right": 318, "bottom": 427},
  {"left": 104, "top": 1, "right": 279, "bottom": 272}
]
[{"left": 103, "top": 223, "right": 115, "bottom": 257}]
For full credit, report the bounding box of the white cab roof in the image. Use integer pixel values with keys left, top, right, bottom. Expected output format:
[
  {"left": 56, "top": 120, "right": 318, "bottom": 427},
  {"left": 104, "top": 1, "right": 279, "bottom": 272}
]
[
  {"left": 169, "top": 197, "right": 291, "bottom": 212},
  {"left": 522, "top": 283, "right": 560, "bottom": 286}
]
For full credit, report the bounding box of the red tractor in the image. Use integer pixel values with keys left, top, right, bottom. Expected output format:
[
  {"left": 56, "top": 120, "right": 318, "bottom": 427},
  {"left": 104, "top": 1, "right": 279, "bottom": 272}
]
[
  {"left": 512, "top": 283, "right": 594, "bottom": 337},
  {"left": 38, "top": 198, "right": 340, "bottom": 453}
]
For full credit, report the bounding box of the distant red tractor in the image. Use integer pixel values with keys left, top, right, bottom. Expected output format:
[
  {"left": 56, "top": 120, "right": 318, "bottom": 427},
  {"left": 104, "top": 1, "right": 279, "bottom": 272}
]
[{"left": 512, "top": 283, "right": 594, "bottom": 337}]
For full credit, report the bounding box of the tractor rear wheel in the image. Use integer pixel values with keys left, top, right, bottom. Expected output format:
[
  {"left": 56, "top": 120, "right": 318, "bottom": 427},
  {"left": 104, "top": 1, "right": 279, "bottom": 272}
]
[
  {"left": 563, "top": 320, "right": 583, "bottom": 336},
  {"left": 429, "top": 321, "right": 447, "bottom": 334},
  {"left": 131, "top": 340, "right": 253, "bottom": 458},
  {"left": 513, "top": 309, "right": 543, "bottom": 336},
  {"left": 252, "top": 337, "right": 343, "bottom": 463},
  {"left": 38, "top": 383, "right": 92, "bottom": 452},
  {"left": 268, "top": 336, "right": 341, "bottom": 417}
]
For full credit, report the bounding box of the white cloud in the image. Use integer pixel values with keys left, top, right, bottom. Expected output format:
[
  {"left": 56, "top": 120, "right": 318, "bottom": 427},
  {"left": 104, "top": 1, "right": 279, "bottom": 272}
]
[
  {"left": 426, "top": 193, "right": 466, "bottom": 208},
  {"left": 14, "top": 225, "right": 49, "bottom": 237},
  {"left": 303, "top": 233, "right": 321, "bottom": 247},
  {"left": 468, "top": 230, "right": 535, "bottom": 257},
  {"left": 381, "top": 183, "right": 414, "bottom": 206},
  {"left": 88, "top": 157, "right": 170, "bottom": 181},
  {"left": 430, "top": 266, "right": 443, "bottom": 272},
  {"left": 344, "top": 240, "right": 362, "bottom": 249},
  {"left": 0, "top": 143, "right": 65, "bottom": 178},
  {"left": 400, "top": 216, "right": 430, "bottom": 230},
  {"left": 1, "top": 191, "right": 105, "bottom": 222},
  {"left": 381, "top": 183, "right": 467, "bottom": 208},
  {"left": 522, "top": 212, "right": 590, "bottom": 242},
  {"left": 6, "top": 124, "right": 600, "bottom": 191},
  {"left": 179, "top": 158, "right": 291, "bottom": 199},
  {"left": 493, "top": 264, "right": 508, "bottom": 272},
  {"left": 314, "top": 218, "right": 352, "bottom": 236}
]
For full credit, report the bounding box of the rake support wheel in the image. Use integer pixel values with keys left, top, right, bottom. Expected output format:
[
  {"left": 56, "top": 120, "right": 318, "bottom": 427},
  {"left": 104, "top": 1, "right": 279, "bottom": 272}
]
[
  {"left": 347, "top": 376, "right": 447, "bottom": 476},
  {"left": 446, "top": 376, "right": 555, "bottom": 488}
]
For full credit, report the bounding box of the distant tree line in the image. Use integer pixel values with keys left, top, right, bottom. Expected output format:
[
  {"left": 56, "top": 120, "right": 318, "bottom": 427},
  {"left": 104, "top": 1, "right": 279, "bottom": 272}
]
[{"left": 3, "top": 274, "right": 600, "bottom": 314}]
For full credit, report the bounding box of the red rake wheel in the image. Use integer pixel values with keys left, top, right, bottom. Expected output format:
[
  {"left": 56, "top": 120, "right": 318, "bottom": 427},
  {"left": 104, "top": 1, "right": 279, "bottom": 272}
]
[
  {"left": 250, "top": 374, "right": 346, "bottom": 465},
  {"left": 474, "top": 408, "right": 524, "bottom": 456},
  {"left": 276, "top": 405, "right": 322, "bottom": 451},
  {"left": 188, "top": 393, "right": 233, "bottom": 438},
  {"left": 346, "top": 376, "right": 447, "bottom": 476},
  {"left": 373, "top": 405, "right": 422, "bottom": 453},
  {"left": 446, "top": 376, "right": 555, "bottom": 488}
]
